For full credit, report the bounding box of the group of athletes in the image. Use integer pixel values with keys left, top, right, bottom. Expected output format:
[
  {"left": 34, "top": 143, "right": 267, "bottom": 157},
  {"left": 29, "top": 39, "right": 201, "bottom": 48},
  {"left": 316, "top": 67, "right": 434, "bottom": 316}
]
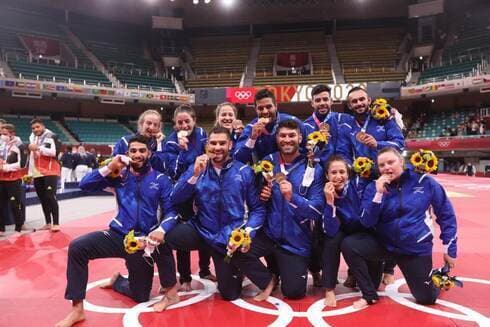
[{"left": 50, "top": 85, "right": 458, "bottom": 327}]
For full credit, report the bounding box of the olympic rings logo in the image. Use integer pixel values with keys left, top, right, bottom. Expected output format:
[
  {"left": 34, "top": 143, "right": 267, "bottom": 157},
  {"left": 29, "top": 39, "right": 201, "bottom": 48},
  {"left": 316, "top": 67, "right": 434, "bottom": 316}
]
[
  {"left": 234, "top": 91, "right": 252, "bottom": 100},
  {"left": 438, "top": 141, "right": 451, "bottom": 147},
  {"left": 84, "top": 275, "right": 490, "bottom": 327}
]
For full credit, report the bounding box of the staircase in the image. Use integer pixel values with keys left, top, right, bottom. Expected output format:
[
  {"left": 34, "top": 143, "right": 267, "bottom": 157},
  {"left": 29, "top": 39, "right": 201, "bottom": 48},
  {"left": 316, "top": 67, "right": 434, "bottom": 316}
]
[
  {"left": 243, "top": 38, "right": 261, "bottom": 87},
  {"left": 326, "top": 35, "right": 344, "bottom": 84},
  {"left": 61, "top": 25, "right": 120, "bottom": 87}
]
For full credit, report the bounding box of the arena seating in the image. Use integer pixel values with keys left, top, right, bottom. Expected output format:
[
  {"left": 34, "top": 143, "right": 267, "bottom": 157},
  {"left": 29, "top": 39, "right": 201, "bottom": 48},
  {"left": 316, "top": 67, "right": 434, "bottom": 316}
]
[
  {"left": 185, "top": 35, "right": 252, "bottom": 89},
  {"left": 0, "top": 5, "right": 108, "bottom": 85},
  {"left": 64, "top": 118, "right": 132, "bottom": 144},
  {"left": 413, "top": 110, "right": 484, "bottom": 138},
  {"left": 335, "top": 27, "right": 407, "bottom": 82},
  {"left": 69, "top": 16, "right": 175, "bottom": 92},
  {"left": 419, "top": 60, "right": 480, "bottom": 84},
  {"left": 254, "top": 31, "right": 333, "bottom": 86}
]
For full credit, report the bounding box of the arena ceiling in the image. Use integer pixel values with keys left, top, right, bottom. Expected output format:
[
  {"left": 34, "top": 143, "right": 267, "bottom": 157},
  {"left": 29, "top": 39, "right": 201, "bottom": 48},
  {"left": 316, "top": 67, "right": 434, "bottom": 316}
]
[{"left": 12, "top": 0, "right": 413, "bottom": 27}]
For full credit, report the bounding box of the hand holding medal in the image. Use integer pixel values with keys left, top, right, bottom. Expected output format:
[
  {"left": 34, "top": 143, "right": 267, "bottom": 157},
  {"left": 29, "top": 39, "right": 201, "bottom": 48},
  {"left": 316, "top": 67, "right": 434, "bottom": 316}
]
[{"left": 177, "top": 130, "right": 189, "bottom": 151}]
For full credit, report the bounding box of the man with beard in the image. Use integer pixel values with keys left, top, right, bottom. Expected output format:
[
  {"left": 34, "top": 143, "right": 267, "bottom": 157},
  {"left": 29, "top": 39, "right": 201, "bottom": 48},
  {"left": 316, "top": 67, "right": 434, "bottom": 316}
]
[
  {"left": 113, "top": 109, "right": 166, "bottom": 172},
  {"left": 150, "top": 127, "right": 275, "bottom": 304},
  {"left": 253, "top": 120, "right": 325, "bottom": 299},
  {"left": 304, "top": 84, "right": 353, "bottom": 166},
  {"left": 337, "top": 87, "right": 405, "bottom": 286},
  {"left": 234, "top": 88, "right": 307, "bottom": 164},
  {"left": 338, "top": 87, "right": 405, "bottom": 165},
  {"left": 55, "top": 135, "right": 179, "bottom": 327},
  {"left": 29, "top": 119, "right": 61, "bottom": 231}
]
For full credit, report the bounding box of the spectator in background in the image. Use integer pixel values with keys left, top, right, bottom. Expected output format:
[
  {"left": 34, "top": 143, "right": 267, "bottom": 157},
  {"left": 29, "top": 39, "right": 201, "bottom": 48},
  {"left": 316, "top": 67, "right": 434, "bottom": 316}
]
[
  {"left": 88, "top": 148, "right": 98, "bottom": 171},
  {"left": 466, "top": 162, "right": 476, "bottom": 177},
  {"left": 479, "top": 120, "right": 486, "bottom": 135},
  {"left": 28, "top": 118, "right": 61, "bottom": 232},
  {"left": 471, "top": 121, "right": 479, "bottom": 135},
  {"left": 74, "top": 146, "right": 91, "bottom": 182},
  {"left": 60, "top": 145, "right": 75, "bottom": 193}
]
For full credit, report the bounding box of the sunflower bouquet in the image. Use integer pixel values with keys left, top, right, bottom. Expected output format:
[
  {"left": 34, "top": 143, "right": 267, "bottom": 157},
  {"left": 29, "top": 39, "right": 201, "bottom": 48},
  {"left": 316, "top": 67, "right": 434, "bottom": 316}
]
[
  {"left": 123, "top": 230, "right": 146, "bottom": 254},
  {"left": 306, "top": 131, "right": 329, "bottom": 166},
  {"left": 224, "top": 228, "right": 251, "bottom": 263},
  {"left": 410, "top": 149, "right": 438, "bottom": 173},
  {"left": 369, "top": 98, "right": 392, "bottom": 121},
  {"left": 253, "top": 159, "right": 274, "bottom": 183},
  {"left": 353, "top": 157, "right": 374, "bottom": 178}
]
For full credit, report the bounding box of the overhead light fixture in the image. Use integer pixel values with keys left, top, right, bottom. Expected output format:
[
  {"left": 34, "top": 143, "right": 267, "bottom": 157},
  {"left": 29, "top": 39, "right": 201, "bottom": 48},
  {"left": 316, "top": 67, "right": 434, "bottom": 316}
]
[
  {"left": 222, "top": 0, "right": 235, "bottom": 8},
  {"left": 193, "top": 0, "right": 199, "bottom": 4}
]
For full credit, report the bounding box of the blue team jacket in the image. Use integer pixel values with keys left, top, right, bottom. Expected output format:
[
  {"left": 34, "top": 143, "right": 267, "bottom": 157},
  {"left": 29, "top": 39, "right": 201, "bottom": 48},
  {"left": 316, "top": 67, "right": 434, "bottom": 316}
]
[
  {"left": 79, "top": 166, "right": 178, "bottom": 236},
  {"left": 304, "top": 111, "right": 354, "bottom": 166},
  {"left": 162, "top": 127, "right": 207, "bottom": 182},
  {"left": 360, "top": 169, "right": 458, "bottom": 258},
  {"left": 322, "top": 180, "right": 365, "bottom": 237},
  {"left": 262, "top": 152, "right": 325, "bottom": 257},
  {"left": 170, "top": 159, "right": 266, "bottom": 254},
  {"left": 233, "top": 112, "right": 307, "bottom": 164},
  {"left": 337, "top": 114, "right": 405, "bottom": 164}
]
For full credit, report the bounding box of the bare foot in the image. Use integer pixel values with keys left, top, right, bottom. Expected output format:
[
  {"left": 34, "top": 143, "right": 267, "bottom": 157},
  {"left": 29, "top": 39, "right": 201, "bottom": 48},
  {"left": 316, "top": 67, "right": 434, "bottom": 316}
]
[
  {"left": 254, "top": 276, "right": 276, "bottom": 301},
  {"left": 100, "top": 272, "right": 120, "bottom": 289},
  {"left": 324, "top": 290, "right": 337, "bottom": 307},
  {"left": 39, "top": 224, "right": 51, "bottom": 230},
  {"left": 153, "top": 295, "right": 179, "bottom": 312},
  {"left": 382, "top": 273, "right": 395, "bottom": 285},
  {"left": 200, "top": 273, "right": 217, "bottom": 282},
  {"left": 180, "top": 281, "right": 192, "bottom": 292},
  {"left": 51, "top": 224, "right": 61, "bottom": 232},
  {"left": 154, "top": 284, "right": 180, "bottom": 312},
  {"left": 353, "top": 298, "right": 371, "bottom": 309},
  {"left": 55, "top": 308, "right": 85, "bottom": 327}
]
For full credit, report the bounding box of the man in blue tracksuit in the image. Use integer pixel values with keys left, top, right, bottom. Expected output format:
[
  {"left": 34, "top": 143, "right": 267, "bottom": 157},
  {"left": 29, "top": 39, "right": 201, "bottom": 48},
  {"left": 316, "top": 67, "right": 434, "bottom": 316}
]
[
  {"left": 56, "top": 135, "right": 179, "bottom": 327},
  {"left": 303, "top": 84, "right": 354, "bottom": 286},
  {"left": 252, "top": 119, "right": 325, "bottom": 299},
  {"left": 341, "top": 147, "right": 458, "bottom": 309},
  {"left": 337, "top": 87, "right": 405, "bottom": 165},
  {"left": 151, "top": 127, "right": 274, "bottom": 302},
  {"left": 113, "top": 109, "right": 167, "bottom": 172},
  {"left": 303, "top": 84, "right": 354, "bottom": 166},
  {"left": 234, "top": 88, "right": 307, "bottom": 165},
  {"left": 337, "top": 86, "right": 405, "bottom": 283}
]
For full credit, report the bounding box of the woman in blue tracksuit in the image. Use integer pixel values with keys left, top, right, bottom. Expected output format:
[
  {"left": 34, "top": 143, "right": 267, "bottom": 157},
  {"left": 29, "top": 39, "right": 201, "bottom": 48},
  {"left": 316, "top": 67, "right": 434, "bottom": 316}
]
[
  {"left": 162, "top": 104, "right": 212, "bottom": 289},
  {"left": 341, "top": 147, "right": 458, "bottom": 309},
  {"left": 213, "top": 102, "right": 244, "bottom": 153},
  {"left": 321, "top": 155, "right": 371, "bottom": 307},
  {"left": 166, "top": 127, "right": 274, "bottom": 301}
]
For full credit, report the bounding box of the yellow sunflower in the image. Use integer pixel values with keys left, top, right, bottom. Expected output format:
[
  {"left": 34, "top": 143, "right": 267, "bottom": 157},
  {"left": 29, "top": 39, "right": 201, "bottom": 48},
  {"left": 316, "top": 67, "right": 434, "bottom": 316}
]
[
  {"left": 124, "top": 230, "right": 142, "bottom": 254},
  {"left": 353, "top": 157, "right": 373, "bottom": 177},
  {"left": 229, "top": 229, "right": 245, "bottom": 246},
  {"left": 307, "top": 131, "right": 327, "bottom": 144},
  {"left": 425, "top": 156, "right": 438, "bottom": 173},
  {"left": 373, "top": 98, "right": 388, "bottom": 106},
  {"left": 259, "top": 160, "right": 274, "bottom": 173},
  {"left": 410, "top": 152, "right": 424, "bottom": 168}
]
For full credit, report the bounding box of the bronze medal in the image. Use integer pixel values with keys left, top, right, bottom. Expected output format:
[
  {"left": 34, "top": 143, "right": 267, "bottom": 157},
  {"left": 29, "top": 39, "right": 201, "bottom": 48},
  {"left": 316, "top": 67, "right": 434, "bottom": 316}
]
[{"left": 356, "top": 131, "right": 366, "bottom": 142}]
